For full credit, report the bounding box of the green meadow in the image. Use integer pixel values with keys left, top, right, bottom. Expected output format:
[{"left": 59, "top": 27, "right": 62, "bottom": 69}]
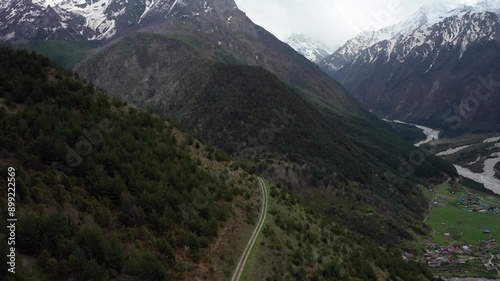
[{"left": 426, "top": 182, "right": 500, "bottom": 245}]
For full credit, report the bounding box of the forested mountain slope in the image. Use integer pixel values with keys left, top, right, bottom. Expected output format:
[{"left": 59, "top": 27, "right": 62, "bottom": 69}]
[
  {"left": 77, "top": 33, "right": 456, "bottom": 245},
  {"left": 0, "top": 47, "right": 262, "bottom": 280},
  {"left": 0, "top": 48, "right": 443, "bottom": 281}
]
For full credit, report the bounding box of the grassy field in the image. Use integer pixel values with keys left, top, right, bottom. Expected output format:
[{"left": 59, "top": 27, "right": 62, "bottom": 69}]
[{"left": 426, "top": 182, "right": 500, "bottom": 245}]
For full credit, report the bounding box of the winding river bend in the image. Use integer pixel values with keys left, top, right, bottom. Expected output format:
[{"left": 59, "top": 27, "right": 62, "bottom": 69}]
[
  {"left": 386, "top": 120, "right": 500, "bottom": 195},
  {"left": 384, "top": 119, "right": 440, "bottom": 147}
]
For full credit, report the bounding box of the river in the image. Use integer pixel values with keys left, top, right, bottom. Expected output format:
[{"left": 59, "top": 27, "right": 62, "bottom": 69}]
[
  {"left": 385, "top": 120, "right": 500, "bottom": 195},
  {"left": 384, "top": 119, "right": 440, "bottom": 147}
]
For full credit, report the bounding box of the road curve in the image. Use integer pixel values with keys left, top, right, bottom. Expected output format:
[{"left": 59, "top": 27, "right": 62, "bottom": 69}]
[{"left": 230, "top": 177, "right": 268, "bottom": 281}]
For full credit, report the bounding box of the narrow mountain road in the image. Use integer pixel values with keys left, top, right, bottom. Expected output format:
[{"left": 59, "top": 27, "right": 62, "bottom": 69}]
[
  {"left": 230, "top": 177, "right": 268, "bottom": 281},
  {"left": 424, "top": 179, "right": 450, "bottom": 223},
  {"left": 424, "top": 184, "right": 439, "bottom": 223}
]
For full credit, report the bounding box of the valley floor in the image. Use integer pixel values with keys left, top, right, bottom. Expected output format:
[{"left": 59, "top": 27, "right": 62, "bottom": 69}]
[
  {"left": 430, "top": 132, "right": 500, "bottom": 195},
  {"left": 387, "top": 121, "right": 500, "bottom": 278},
  {"left": 420, "top": 181, "right": 500, "bottom": 278},
  {"left": 384, "top": 120, "right": 500, "bottom": 195}
]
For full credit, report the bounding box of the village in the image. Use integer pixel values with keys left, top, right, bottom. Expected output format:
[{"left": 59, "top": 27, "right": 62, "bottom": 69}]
[
  {"left": 459, "top": 193, "right": 500, "bottom": 215},
  {"left": 424, "top": 240, "right": 499, "bottom": 272},
  {"left": 407, "top": 183, "right": 500, "bottom": 276},
  {"left": 404, "top": 239, "right": 500, "bottom": 275}
]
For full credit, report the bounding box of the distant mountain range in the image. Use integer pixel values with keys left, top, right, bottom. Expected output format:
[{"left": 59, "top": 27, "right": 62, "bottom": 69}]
[
  {"left": 320, "top": 0, "right": 500, "bottom": 134},
  {"left": 285, "top": 33, "right": 334, "bottom": 63},
  {"left": 0, "top": 0, "right": 248, "bottom": 40}
]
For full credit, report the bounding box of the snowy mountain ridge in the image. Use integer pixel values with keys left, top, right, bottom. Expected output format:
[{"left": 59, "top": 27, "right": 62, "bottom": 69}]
[
  {"left": 320, "top": 1, "right": 500, "bottom": 72},
  {"left": 285, "top": 33, "right": 334, "bottom": 63},
  {"left": 33, "top": 0, "right": 63, "bottom": 7},
  {"left": 0, "top": 0, "right": 231, "bottom": 41},
  {"left": 318, "top": 0, "right": 500, "bottom": 131}
]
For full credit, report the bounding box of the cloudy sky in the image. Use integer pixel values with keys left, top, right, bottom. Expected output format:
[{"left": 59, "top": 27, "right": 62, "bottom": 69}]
[{"left": 234, "top": 0, "right": 479, "bottom": 47}]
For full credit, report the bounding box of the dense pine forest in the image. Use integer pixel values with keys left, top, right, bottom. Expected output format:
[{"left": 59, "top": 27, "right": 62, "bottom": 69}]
[{"left": 0, "top": 48, "right": 260, "bottom": 280}]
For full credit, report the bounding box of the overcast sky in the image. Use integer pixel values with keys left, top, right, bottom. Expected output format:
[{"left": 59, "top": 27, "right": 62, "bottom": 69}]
[{"left": 234, "top": 0, "right": 479, "bottom": 47}]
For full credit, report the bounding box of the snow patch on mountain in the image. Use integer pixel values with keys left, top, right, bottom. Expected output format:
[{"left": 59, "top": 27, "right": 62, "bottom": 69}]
[
  {"left": 474, "top": 0, "right": 500, "bottom": 16},
  {"left": 139, "top": 0, "right": 156, "bottom": 22},
  {"left": 286, "top": 33, "right": 334, "bottom": 63},
  {"left": 33, "top": 0, "right": 63, "bottom": 8},
  {"left": 321, "top": 1, "right": 500, "bottom": 73},
  {"left": 55, "top": 0, "right": 117, "bottom": 39}
]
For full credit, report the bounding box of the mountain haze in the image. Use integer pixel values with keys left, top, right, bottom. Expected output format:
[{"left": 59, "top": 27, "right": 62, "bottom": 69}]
[{"left": 286, "top": 33, "right": 334, "bottom": 63}]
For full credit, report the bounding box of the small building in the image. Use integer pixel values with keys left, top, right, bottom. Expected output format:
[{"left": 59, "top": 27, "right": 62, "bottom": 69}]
[
  {"left": 428, "top": 260, "right": 442, "bottom": 268},
  {"left": 403, "top": 252, "right": 415, "bottom": 260},
  {"left": 484, "top": 229, "right": 491, "bottom": 234},
  {"left": 484, "top": 263, "right": 497, "bottom": 272}
]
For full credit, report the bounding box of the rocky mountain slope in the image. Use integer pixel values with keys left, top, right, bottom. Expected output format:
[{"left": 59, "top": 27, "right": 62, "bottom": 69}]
[
  {"left": 285, "top": 33, "right": 333, "bottom": 63},
  {"left": 320, "top": 1, "right": 500, "bottom": 134},
  {"left": 1, "top": 0, "right": 146, "bottom": 40},
  {"left": 0, "top": 0, "right": 265, "bottom": 41}
]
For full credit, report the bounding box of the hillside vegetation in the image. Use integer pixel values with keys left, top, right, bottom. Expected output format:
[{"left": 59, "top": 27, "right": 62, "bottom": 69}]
[
  {"left": 0, "top": 47, "right": 261, "bottom": 280},
  {"left": 0, "top": 47, "right": 444, "bottom": 281},
  {"left": 7, "top": 40, "right": 102, "bottom": 70},
  {"left": 243, "top": 182, "right": 440, "bottom": 281},
  {"left": 75, "top": 33, "right": 457, "bottom": 245}
]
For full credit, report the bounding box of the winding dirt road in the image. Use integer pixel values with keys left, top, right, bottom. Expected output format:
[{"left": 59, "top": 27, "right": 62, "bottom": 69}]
[{"left": 230, "top": 177, "right": 268, "bottom": 281}]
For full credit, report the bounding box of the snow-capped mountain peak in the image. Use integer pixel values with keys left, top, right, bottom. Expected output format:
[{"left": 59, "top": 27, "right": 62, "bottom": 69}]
[
  {"left": 33, "top": 0, "right": 63, "bottom": 8},
  {"left": 402, "top": 3, "right": 453, "bottom": 30},
  {"left": 0, "top": 0, "right": 246, "bottom": 41},
  {"left": 474, "top": 0, "right": 500, "bottom": 15},
  {"left": 319, "top": 0, "right": 500, "bottom": 130},
  {"left": 320, "top": 1, "right": 500, "bottom": 72},
  {"left": 286, "top": 33, "right": 334, "bottom": 63},
  {"left": 54, "top": 0, "right": 118, "bottom": 40}
]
